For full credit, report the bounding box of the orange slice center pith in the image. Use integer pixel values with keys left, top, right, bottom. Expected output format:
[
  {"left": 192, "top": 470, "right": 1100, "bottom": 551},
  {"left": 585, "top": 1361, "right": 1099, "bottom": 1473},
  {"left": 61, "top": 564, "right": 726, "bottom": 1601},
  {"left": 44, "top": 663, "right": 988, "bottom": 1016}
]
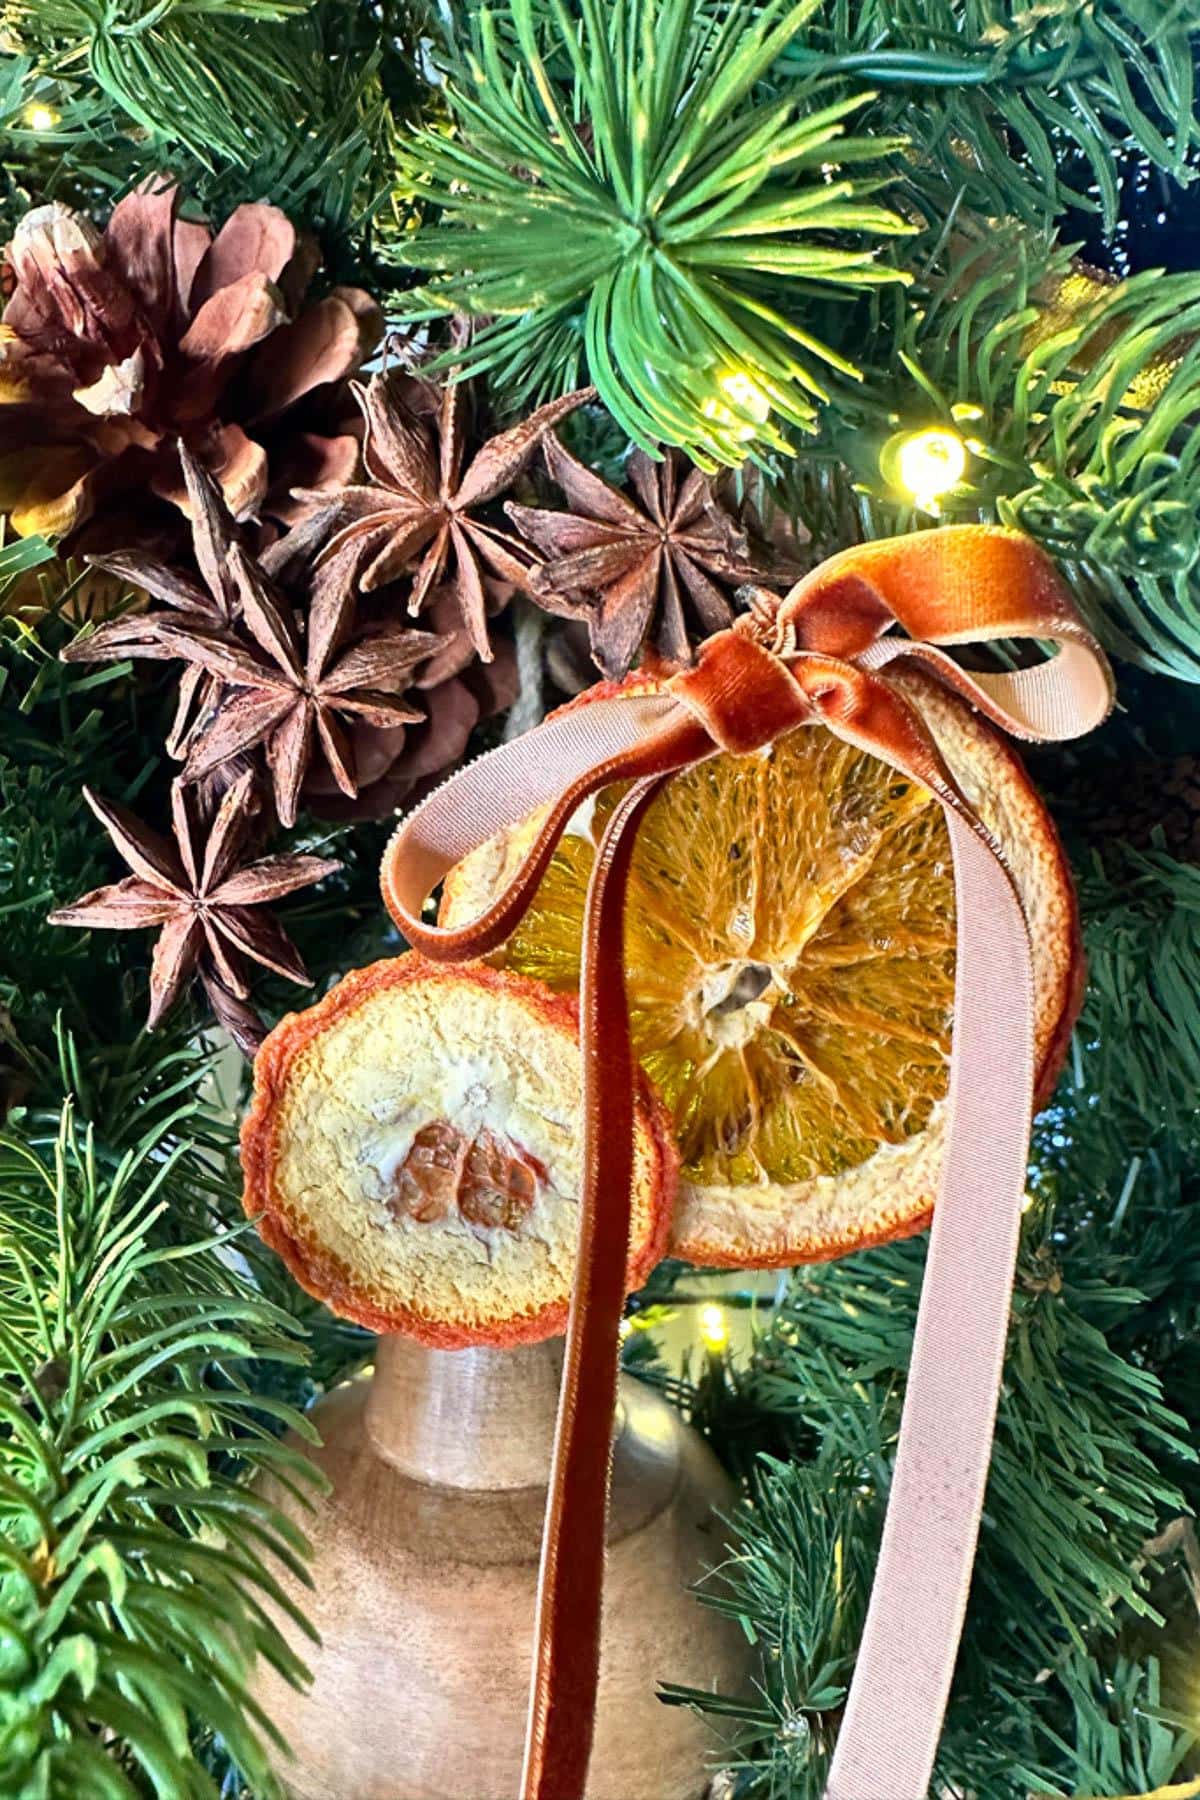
[
  {"left": 391, "top": 1119, "right": 545, "bottom": 1231},
  {"left": 475, "top": 725, "right": 957, "bottom": 1189}
]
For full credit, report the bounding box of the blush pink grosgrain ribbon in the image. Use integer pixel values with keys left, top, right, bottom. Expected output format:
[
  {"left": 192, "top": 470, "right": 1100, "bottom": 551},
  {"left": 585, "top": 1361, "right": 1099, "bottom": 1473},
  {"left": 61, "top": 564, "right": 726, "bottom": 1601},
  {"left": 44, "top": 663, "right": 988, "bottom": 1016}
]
[{"left": 380, "top": 525, "right": 1114, "bottom": 1800}]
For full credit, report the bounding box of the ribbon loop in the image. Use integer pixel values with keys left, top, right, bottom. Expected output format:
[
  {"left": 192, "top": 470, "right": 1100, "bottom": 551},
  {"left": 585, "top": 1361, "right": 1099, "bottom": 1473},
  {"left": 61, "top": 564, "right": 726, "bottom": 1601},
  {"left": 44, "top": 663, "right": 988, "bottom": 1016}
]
[
  {"left": 780, "top": 524, "right": 1114, "bottom": 745},
  {"left": 381, "top": 694, "right": 708, "bottom": 959}
]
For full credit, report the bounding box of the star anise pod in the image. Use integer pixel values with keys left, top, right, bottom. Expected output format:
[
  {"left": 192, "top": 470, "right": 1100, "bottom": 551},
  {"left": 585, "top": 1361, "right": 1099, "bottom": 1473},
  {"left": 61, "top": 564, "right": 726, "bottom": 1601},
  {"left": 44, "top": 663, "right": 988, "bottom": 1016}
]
[
  {"left": 48, "top": 770, "right": 340, "bottom": 1056},
  {"left": 64, "top": 446, "right": 243, "bottom": 758},
  {"left": 506, "top": 435, "right": 793, "bottom": 679},
  {"left": 310, "top": 369, "right": 594, "bottom": 662},
  {"left": 300, "top": 584, "right": 519, "bottom": 819},
  {"left": 161, "top": 544, "right": 450, "bottom": 828},
  {"left": 64, "top": 447, "right": 452, "bottom": 826}
]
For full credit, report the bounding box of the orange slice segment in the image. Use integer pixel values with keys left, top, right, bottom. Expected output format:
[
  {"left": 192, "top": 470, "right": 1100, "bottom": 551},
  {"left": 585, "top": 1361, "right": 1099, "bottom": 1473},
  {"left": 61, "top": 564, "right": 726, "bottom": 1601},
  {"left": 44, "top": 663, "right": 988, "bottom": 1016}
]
[
  {"left": 241, "top": 955, "right": 676, "bottom": 1344},
  {"left": 440, "top": 670, "right": 1082, "bottom": 1267}
]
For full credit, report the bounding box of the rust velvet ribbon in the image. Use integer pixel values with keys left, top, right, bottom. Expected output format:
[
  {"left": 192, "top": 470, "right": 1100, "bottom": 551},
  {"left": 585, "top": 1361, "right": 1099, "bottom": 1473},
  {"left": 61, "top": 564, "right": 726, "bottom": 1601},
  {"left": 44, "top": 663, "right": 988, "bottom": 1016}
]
[{"left": 380, "top": 526, "right": 1114, "bottom": 1800}]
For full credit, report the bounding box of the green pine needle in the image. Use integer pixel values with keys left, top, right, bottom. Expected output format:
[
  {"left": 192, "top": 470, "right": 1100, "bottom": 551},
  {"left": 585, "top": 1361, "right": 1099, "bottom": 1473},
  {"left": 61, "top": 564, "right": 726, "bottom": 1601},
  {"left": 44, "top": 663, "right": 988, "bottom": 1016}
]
[
  {"left": 0, "top": 1096, "right": 321, "bottom": 1798},
  {"left": 7, "top": 0, "right": 316, "bottom": 169},
  {"left": 393, "top": 0, "right": 914, "bottom": 466},
  {"left": 683, "top": 1214, "right": 1195, "bottom": 1798},
  {"left": 779, "top": 1, "right": 1200, "bottom": 232},
  {"left": 777, "top": 226, "right": 1200, "bottom": 681}
]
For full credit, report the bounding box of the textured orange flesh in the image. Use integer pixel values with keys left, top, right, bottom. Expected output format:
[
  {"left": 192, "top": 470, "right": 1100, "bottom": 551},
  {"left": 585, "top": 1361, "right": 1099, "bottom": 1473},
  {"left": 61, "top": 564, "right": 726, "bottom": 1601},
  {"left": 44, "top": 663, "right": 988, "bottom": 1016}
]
[
  {"left": 474, "top": 729, "right": 956, "bottom": 1191},
  {"left": 241, "top": 955, "right": 678, "bottom": 1346}
]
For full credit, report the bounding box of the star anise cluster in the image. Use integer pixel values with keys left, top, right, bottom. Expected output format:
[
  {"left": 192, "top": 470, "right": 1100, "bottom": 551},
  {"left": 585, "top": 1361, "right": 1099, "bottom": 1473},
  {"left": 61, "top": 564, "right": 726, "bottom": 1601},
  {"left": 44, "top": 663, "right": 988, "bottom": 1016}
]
[
  {"left": 506, "top": 435, "right": 804, "bottom": 679},
  {"left": 63, "top": 446, "right": 457, "bottom": 827},
  {"left": 44, "top": 321, "right": 801, "bottom": 1051},
  {"left": 307, "top": 367, "right": 594, "bottom": 661},
  {"left": 49, "top": 357, "right": 602, "bottom": 1044}
]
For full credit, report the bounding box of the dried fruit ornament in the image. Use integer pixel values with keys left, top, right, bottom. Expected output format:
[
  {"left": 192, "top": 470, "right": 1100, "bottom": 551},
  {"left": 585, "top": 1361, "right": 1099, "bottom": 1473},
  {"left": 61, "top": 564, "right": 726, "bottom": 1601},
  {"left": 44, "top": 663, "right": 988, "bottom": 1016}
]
[
  {"left": 440, "top": 663, "right": 1081, "bottom": 1266},
  {"left": 379, "top": 526, "right": 1113, "bottom": 1800},
  {"left": 241, "top": 955, "right": 675, "bottom": 1344},
  {"left": 232, "top": 522, "right": 1110, "bottom": 1800}
]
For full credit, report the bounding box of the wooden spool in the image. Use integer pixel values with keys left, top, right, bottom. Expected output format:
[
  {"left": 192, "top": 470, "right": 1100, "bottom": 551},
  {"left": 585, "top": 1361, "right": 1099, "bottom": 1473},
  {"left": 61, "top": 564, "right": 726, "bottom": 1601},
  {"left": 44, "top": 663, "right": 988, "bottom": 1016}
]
[{"left": 248, "top": 1334, "right": 749, "bottom": 1799}]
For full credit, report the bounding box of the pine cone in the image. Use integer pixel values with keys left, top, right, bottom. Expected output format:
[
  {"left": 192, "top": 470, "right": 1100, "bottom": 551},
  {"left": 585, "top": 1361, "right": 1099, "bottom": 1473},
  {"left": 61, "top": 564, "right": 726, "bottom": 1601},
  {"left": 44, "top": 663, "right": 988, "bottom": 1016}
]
[{"left": 0, "top": 180, "right": 381, "bottom": 549}]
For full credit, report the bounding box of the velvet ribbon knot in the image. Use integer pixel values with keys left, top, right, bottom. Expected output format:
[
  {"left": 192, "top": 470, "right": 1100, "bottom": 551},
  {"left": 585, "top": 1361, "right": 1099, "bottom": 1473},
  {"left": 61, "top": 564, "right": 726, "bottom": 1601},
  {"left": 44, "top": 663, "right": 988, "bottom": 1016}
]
[{"left": 381, "top": 526, "right": 1114, "bottom": 1800}]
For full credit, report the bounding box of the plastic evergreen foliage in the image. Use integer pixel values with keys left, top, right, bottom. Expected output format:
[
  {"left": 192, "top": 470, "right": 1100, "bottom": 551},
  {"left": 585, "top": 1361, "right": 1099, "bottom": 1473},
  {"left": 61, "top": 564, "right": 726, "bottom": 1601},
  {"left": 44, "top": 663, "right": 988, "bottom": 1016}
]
[
  {"left": 0, "top": 1, "right": 417, "bottom": 281},
  {"left": 0, "top": 550, "right": 380, "bottom": 1792},
  {"left": 0, "top": 1099, "right": 319, "bottom": 1799},
  {"left": 395, "top": 0, "right": 914, "bottom": 463},
  {"left": 785, "top": 226, "right": 1200, "bottom": 681},
  {"left": 9, "top": 0, "right": 315, "bottom": 165},
  {"left": 779, "top": 0, "right": 1200, "bottom": 228}
]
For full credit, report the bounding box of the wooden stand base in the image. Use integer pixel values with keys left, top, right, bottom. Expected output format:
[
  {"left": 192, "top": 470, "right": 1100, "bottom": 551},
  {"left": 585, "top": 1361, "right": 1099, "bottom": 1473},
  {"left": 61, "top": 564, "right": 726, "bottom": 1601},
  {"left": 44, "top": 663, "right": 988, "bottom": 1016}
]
[{"left": 247, "top": 1335, "right": 749, "bottom": 1800}]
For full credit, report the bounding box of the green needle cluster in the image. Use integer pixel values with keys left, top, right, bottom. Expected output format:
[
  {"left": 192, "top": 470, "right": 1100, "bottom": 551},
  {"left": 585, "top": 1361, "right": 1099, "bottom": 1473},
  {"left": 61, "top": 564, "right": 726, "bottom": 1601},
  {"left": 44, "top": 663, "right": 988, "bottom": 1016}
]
[
  {"left": 0, "top": 1100, "right": 319, "bottom": 1798},
  {"left": 394, "top": 0, "right": 914, "bottom": 465}
]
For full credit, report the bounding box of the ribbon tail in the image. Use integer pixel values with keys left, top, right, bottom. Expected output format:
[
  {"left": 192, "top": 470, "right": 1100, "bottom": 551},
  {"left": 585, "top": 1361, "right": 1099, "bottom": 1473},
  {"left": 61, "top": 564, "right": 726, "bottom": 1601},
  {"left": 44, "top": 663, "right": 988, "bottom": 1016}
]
[
  {"left": 521, "top": 772, "right": 673, "bottom": 1800},
  {"left": 824, "top": 809, "right": 1035, "bottom": 1800}
]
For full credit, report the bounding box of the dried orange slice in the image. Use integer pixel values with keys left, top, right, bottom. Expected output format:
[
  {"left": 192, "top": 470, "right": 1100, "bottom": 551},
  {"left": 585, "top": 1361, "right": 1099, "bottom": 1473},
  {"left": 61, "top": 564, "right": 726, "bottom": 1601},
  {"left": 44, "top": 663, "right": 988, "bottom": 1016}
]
[
  {"left": 241, "top": 955, "right": 675, "bottom": 1344},
  {"left": 440, "top": 669, "right": 1082, "bottom": 1267}
]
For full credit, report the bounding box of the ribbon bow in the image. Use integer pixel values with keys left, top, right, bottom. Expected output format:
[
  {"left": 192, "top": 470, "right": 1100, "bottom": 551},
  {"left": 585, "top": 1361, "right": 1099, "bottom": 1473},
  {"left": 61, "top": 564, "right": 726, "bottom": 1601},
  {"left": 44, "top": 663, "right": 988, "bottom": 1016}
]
[{"left": 382, "top": 526, "right": 1113, "bottom": 1800}]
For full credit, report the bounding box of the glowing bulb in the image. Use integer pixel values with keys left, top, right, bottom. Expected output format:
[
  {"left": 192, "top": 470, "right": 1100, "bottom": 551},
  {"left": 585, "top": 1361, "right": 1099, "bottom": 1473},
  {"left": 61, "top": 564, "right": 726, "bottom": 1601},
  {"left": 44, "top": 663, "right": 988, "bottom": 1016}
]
[
  {"left": 718, "top": 368, "right": 770, "bottom": 424},
  {"left": 701, "top": 368, "right": 771, "bottom": 443},
  {"left": 24, "top": 103, "right": 59, "bottom": 133},
  {"left": 699, "top": 1303, "right": 728, "bottom": 1351},
  {"left": 895, "top": 428, "right": 967, "bottom": 511}
]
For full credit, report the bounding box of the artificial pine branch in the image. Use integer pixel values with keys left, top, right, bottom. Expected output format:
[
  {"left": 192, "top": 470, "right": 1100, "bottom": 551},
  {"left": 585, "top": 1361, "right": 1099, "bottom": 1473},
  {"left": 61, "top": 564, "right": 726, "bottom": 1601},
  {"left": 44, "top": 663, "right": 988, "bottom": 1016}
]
[
  {"left": 1068, "top": 845, "right": 1200, "bottom": 1156},
  {"left": 0, "top": 1091, "right": 321, "bottom": 1797},
  {"left": 771, "top": 222, "right": 1200, "bottom": 681},
  {"left": 6, "top": 0, "right": 315, "bottom": 168},
  {"left": 393, "top": 0, "right": 914, "bottom": 464},
  {"left": 679, "top": 1213, "right": 1196, "bottom": 1798},
  {"left": 0, "top": 2, "right": 419, "bottom": 280},
  {"left": 779, "top": 0, "right": 1200, "bottom": 231}
]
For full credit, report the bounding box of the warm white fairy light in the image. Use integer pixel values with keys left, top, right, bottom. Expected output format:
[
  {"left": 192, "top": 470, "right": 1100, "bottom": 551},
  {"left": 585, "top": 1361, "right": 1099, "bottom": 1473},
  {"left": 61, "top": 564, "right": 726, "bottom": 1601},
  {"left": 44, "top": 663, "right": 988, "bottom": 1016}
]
[
  {"left": 25, "top": 103, "right": 59, "bottom": 133},
  {"left": 717, "top": 368, "right": 770, "bottom": 423},
  {"left": 699, "top": 1302, "right": 728, "bottom": 1351},
  {"left": 701, "top": 367, "right": 771, "bottom": 444},
  {"left": 895, "top": 427, "right": 968, "bottom": 512}
]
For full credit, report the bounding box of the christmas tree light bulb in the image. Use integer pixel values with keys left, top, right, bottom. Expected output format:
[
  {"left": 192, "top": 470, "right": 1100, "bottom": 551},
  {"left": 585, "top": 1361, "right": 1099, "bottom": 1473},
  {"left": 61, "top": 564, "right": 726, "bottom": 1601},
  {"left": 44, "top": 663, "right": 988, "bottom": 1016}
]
[
  {"left": 699, "top": 1303, "right": 728, "bottom": 1351},
  {"left": 718, "top": 368, "right": 770, "bottom": 424},
  {"left": 896, "top": 428, "right": 967, "bottom": 510},
  {"left": 25, "top": 104, "right": 58, "bottom": 132},
  {"left": 702, "top": 368, "right": 770, "bottom": 443}
]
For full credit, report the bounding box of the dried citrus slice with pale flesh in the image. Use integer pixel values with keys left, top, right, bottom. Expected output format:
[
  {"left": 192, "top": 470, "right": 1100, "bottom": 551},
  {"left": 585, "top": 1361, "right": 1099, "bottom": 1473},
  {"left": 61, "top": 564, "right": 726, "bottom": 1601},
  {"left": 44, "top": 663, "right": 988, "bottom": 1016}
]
[
  {"left": 241, "top": 956, "right": 676, "bottom": 1343},
  {"left": 440, "top": 670, "right": 1081, "bottom": 1266}
]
